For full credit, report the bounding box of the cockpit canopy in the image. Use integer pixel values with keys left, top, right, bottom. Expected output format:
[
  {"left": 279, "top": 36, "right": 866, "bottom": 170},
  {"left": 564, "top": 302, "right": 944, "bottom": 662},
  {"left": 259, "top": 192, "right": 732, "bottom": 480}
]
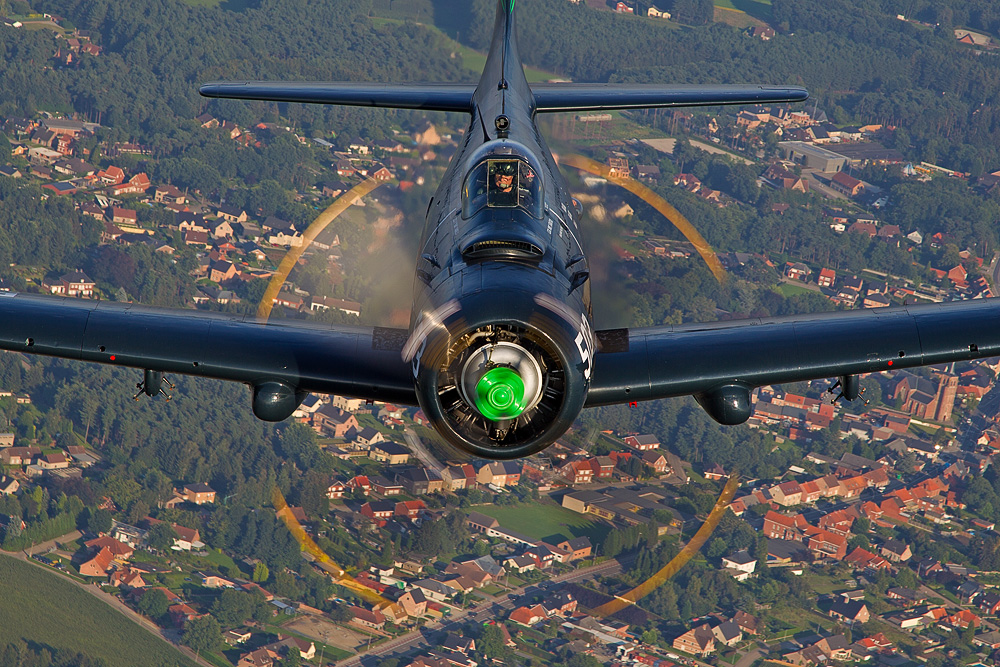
[{"left": 462, "top": 143, "right": 544, "bottom": 220}]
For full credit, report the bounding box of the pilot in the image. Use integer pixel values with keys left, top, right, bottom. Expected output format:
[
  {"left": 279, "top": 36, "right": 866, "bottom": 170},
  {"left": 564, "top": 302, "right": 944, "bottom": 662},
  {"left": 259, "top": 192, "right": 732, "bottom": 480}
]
[{"left": 489, "top": 161, "right": 518, "bottom": 207}]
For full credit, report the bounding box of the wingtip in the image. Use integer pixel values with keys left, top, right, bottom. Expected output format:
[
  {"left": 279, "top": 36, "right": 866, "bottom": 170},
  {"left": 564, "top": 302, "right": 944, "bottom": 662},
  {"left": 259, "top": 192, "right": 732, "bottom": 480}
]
[{"left": 199, "top": 81, "right": 249, "bottom": 98}]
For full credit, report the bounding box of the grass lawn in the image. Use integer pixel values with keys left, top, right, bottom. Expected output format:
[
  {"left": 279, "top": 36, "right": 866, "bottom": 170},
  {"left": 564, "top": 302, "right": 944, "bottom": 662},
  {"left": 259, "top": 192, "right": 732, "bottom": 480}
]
[
  {"left": 767, "top": 603, "right": 833, "bottom": 635},
  {"left": 778, "top": 282, "right": 816, "bottom": 297},
  {"left": 474, "top": 502, "right": 611, "bottom": 544},
  {"left": 0, "top": 554, "right": 197, "bottom": 667},
  {"left": 439, "top": 32, "right": 554, "bottom": 83},
  {"left": 713, "top": 0, "right": 773, "bottom": 21},
  {"left": 801, "top": 572, "right": 842, "bottom": 596}
]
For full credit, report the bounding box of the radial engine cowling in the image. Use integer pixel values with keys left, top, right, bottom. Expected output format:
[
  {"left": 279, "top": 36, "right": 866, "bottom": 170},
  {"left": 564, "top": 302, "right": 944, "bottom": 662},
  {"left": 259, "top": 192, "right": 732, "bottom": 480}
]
[{"left": 411, "top": 298, "right": 592, "bottom": 460}]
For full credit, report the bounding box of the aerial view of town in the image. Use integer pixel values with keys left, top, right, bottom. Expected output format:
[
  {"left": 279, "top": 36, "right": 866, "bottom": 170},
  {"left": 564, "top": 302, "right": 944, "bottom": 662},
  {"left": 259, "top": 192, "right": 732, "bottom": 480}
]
[{"left": 4, "top": 0, "right": 1000, "bottom": 666}]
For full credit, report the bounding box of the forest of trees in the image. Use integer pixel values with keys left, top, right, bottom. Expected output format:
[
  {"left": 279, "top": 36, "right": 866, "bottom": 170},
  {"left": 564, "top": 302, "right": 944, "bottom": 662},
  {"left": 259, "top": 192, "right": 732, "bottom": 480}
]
[{"left": 0, "top": 0, "right": 997, "bottom": 175}]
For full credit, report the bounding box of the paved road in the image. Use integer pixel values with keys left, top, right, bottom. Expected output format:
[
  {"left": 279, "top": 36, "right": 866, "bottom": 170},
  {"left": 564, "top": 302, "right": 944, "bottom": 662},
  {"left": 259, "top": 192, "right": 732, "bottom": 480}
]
[
  {"left": 735, "top": 644, "right": 768, "bottom": 667},
  {"left": 402, "top": 428, "right": 446, "bottom": 475},
  {"left": 335, "top": 556, "right": 630, "bottom": 666}
]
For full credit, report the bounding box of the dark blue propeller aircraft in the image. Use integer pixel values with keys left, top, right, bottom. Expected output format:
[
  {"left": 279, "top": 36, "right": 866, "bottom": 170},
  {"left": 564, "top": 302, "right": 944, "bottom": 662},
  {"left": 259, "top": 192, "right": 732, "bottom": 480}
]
[{"left": 1, "top": 0, "right": 998, "bottom": 459}]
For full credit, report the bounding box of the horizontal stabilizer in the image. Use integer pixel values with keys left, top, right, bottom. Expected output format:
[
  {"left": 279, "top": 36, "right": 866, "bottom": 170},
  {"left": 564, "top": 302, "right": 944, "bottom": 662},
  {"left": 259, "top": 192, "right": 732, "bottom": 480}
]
[
  {"left": 531, "top": 83, "right": 808, "bottom": 112},
  {"left": 201, "top": 81, "right": 807, "bottom": 114},
  {"left": 199, "top": 81, "right": 477, "bottom": 112}
]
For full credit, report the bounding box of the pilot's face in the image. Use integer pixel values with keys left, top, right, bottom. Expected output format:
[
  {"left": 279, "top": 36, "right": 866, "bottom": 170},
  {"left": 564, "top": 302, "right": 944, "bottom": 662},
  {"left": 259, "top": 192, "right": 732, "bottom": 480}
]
[{"left": 496, "top": 173, "right": 514, "bottom": 190}]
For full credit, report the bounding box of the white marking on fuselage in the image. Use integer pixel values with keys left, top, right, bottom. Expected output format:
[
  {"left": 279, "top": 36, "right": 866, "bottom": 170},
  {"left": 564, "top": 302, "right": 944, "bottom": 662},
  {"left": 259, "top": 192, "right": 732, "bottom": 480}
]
[{"left": 533, "top": 293, "right": 594, "bottom": 381}]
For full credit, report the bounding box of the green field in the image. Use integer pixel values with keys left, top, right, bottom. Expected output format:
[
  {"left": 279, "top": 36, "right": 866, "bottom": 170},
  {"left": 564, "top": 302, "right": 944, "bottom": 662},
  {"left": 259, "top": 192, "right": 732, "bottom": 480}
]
[
  {"left": 0, "top": 554, "right": 197, "bottom": 667},
  {"left": 451, "top": 42, "right": 554, "bottom": 83},
  {"left": 475, "top": 502, "right": 610, "bottom": 544},
  {"left": 714, "top": 0, "right": 773, "bottom": 23}
]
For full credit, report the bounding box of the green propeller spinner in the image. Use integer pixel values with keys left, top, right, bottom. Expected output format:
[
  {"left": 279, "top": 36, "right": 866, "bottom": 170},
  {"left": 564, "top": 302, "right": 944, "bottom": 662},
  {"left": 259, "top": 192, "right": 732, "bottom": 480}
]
[{"left": 474, "top": 366, "right": 526, "bottom": 421}]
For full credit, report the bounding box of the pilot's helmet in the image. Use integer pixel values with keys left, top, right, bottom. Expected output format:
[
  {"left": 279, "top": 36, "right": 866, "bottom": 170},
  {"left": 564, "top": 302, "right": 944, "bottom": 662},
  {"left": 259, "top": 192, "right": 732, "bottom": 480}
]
[{"left": 490, "top": 161, "right": 516, "bottom": 176}]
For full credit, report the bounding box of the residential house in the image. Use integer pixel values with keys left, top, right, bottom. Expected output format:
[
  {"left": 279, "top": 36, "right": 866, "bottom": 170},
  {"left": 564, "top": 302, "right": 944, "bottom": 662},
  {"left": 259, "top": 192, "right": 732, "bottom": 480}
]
[
  {"left": 556, "top": 537, "right": 593, "bottom": 562},
  {"left": 311, "top": 405, "right": 359, "bottom": 438},
  {"left": 79, "top": 546, "right": 115, "bottom": 577},
  {"left": 370, "top": 476, "right": 403, "bottom": 496},
  {"left": 763, "top": 511, "right": 808, "bottom": 541},
  {"left": 510, "top": 605, "right": 548, "bottom": 627},
  {"left": 0, "top": 476, "right": 19, "bottom": 495},
  {"left": 817, "top": 268, "right": 836, "bottom": 288},
  {"left": 476, "top": 461, "right": 522, "bottom": 487},
  {"left": 442, "top": 464, "right": 477, "bottom": 491},
  {"left": 721, "top": 550, "right": 757, "bottom": 581},
  {"left": 45, "top": 270, "right": 95, "bottom": 298},
  {"left": 785, "top": 262, "right": 811, "bottom": 281},
  {"left": 624, "top": 434, "right": 659, "bottom": 451},
  {"left": 39, "top": 453, "right": 70, "bottom": 470},
  {"left": 560, "top": 458, "right": 595, "bottom": 485},
  {"left": 361, "top": 501, "right": 396, "bottom": 521},
  {"left": 641, "top": 451, "right": 668, "bottom": 474},
  {"left": 84, "top": 536, "right": 134, "bottom": 562},
  {"left": 394, "top": 500, "right": 427, "bottom": 520},
  {"left": 216, "top": 205, "right": 248, "bottom": 223},
  {"left": 354, "top": 427, "right": 385, "bottom": 448},
  {"left": 829, "top": 599, "right": 870, "bottom": 624},
  {"left": 396, "top": 467, "right": 444, "bottom": 495},
  {"left": 369, "top": 441, "right": 410, "bottom": 465},
  {"left": 310, "top": 296, "right": 362, "bottom": 316},
  {"left": 350, "top": 606, "right": 387, "bottom": 630},
  {"left": 830, "top": 171, "right": 864, "bottom": 197},
  {"left": 182, "top": 483, "right": 216, "bottom": 504},
  {"left": 673, "top": 624, "right": 716, "bottom": 656},
  {"left": 880, "top": 539, "right": 912, "bottom": 562},
  {"left": 325, "top": 480, "right": 347, "bottom": 499},
  {"left": 713, "top": 621, "right": 743, "bottom": 647},
  {"left": 0, "top": 447, "right": 41, "bottom": 466},
  {"left": 153, "top": 184, "right": 186, "bottom": 204}
]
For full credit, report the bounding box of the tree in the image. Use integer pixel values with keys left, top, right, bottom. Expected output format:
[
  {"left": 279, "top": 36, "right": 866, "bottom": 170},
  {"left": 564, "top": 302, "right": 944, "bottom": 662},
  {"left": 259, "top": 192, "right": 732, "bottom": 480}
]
[
  {"left": 211, "top": 589, "right": 255, "bottom": 628},
  {"left": 147, "top": 522, "right": 177, "bottom": 551},
  {"left": 330, "top": 605, "right": 353, "bottom": 623},
  {"left": 137, "top": 588, "right": 169, "bottom": 620},
  {"left": 567, "top": 655, "right": 602, "bottom": 667},
  {"left": 85, "top": 508, "right": 112, "bottom": 535},
  {"left": 182, "top": 615, "right": 222, "bottom": 654},
  {"left": 253, "top": 561, "right": 270, "bottom": 583},
  {"left": 477, "top": 624, "right": 512, "bottom": 662}
]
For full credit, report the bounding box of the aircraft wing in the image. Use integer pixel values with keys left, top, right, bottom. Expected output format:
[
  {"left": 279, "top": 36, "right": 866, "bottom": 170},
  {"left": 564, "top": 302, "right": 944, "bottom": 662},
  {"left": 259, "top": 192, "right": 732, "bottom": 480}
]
[
  {"left": 530, "top": 83, "right": 808, "bottom": 112},
  {"left": 586, "top": 299, "right": 1000, "bottom": 412},
  {"left": 0, "top": 293, "right": 416, "bottom": 410},
  {"left": 199, "top": 82, "right": 478, "bottom": 112}
]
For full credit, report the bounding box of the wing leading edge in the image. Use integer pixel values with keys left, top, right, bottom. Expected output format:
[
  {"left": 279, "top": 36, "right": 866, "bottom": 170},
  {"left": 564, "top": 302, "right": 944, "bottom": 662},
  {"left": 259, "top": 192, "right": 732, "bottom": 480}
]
[
  {"left": 587, "top": 299, "right": 1000, "bottom": 413},
  {"left": 530, "top": 83, "right": 808, "bottom": 112},
  {"left": 199, "top": 82, "right": 807, "bottom": 114},
  {"left": 0, "top": 293, "right": 416, "bottom": 411}
]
